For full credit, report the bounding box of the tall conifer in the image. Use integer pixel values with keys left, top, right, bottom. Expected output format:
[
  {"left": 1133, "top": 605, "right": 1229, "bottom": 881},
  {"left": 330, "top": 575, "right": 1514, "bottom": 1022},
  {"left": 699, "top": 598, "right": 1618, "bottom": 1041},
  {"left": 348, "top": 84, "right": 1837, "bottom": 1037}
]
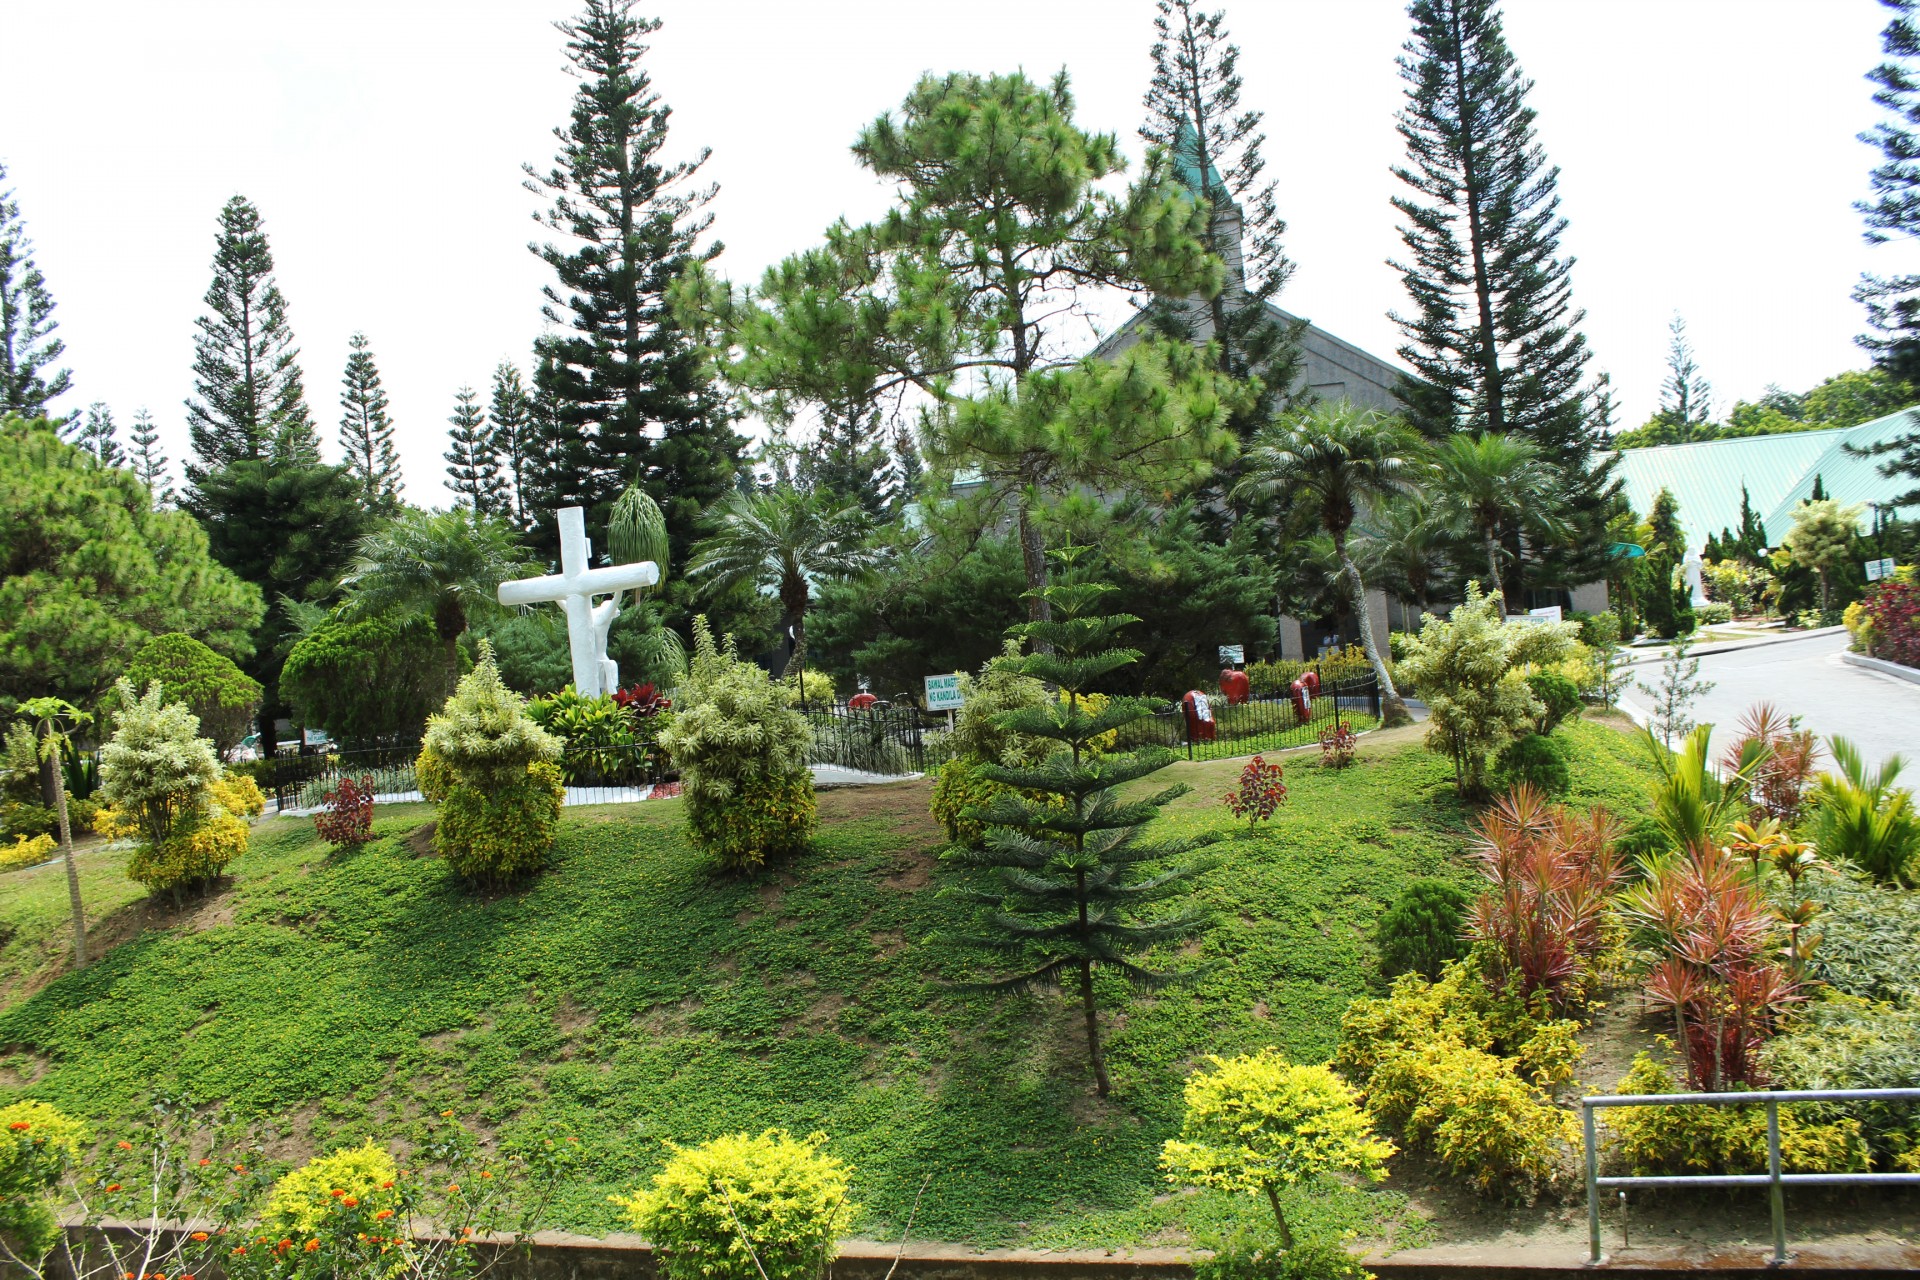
[
  {"left": 444, "top": 387, "right": 499, "bottom": 514},
  {"left": 67, "top": 402, "right": 124, "bottom": 467},
  {"left": 525, "top": 0, "right": 739, "bottom": 562},
  {"left": 0, "top": 163, "right": 72, "bottom": 420},
  {"left": 1389, "top": 0, "right": 1615, "bottom": 591},
  {"left": 1140, "top": 0, "right": 1302, "bottom": 439},
  {"left": 489, "top": 361, "right": 535, "bottom": 528},
  {"left": 1854, "top": 0, "right": 1920, "bottom": 503},
  {"left": 184, "top": 196, "right": 316, "bottom": 479},
  {"left": 1658, "top": 314, "right": 1712, "bottom": 432},
  {"left": 339, "top": 332, "right": 401, "bottom": 507},
  {"left": 128, "top": 409, "right": 173, "bottom": 505}
]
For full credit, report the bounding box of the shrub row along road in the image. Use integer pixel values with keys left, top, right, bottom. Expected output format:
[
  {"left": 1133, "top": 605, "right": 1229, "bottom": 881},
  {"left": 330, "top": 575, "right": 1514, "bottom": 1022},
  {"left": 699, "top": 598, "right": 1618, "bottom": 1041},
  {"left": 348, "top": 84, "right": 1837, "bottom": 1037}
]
[{"left": 1620, "top": 629, "right": 1920, "bottom": 770}]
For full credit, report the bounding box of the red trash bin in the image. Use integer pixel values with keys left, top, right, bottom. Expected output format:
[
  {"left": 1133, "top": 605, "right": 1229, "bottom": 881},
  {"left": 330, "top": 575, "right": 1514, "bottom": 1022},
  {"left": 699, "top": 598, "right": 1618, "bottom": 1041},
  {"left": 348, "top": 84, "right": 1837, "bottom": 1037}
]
[{"left": 1182, "top": 690, "right": 1217, "bottom": 743}]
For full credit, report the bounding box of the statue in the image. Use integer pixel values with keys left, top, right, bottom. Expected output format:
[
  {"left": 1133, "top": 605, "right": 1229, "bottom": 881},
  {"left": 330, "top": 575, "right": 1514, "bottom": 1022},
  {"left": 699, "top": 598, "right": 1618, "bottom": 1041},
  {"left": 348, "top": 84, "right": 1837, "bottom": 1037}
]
[
  {"left": 1683, "top": 548, "right": 1710, "bottom": 608},
  {"left": 497, "top": 506, "right": 658, "bottom": 698}
]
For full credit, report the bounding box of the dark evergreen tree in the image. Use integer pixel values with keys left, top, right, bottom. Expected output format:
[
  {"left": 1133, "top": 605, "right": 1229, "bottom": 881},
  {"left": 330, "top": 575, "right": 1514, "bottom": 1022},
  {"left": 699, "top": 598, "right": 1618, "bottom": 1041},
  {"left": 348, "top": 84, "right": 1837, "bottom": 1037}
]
[
  {"left": 184, "top": 196, "right": 317, "bottom": 479},
  {"left": 489, "top": 361, "right": 535, "bottom": 528},
  {"left": 0, "top": 163, "right": 72, "bottom": 420},
  {"left": 338, "top": 332, "right": 401, "bottom": 507},
  {"left": 443, "top": 387, "right": 500, "bottom": 514},
  {"left": 525, "top": 0, "right": 739, "bottom": 563},
  {"left": 1658, "top": 313, "right": 1713, "bottom": 432},
  {"left": 68, "top": 402, "right": 124, "bottom": 467},
  {"left": 1647, "top": 486, "right": 1684, "bottom": 560},
  {"left": 1140, "top": 0, "right": 1303, "bottom": 442},
  {"left": 1737, "top": 484, "right": 1769, "bottom": 557},
  {"left": 946, "top": 548, "right": 1214, "bottom": 1097},
  {"left": 128, "top": 409, "right": 173, "bottom": 506},
  {"left": 1389, "top": 0, "right": 1615, "bottom": 589},
  {"left": 1811, "top": 473, "right": 1829, "bottom": 502}
]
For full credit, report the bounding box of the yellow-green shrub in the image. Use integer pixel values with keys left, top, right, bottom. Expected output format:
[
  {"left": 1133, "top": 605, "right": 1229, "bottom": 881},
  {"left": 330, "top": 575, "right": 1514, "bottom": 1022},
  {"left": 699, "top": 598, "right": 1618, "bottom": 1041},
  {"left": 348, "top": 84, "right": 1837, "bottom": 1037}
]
[
  {"left": 1605, "top": 1054, "right": 1868, "bottom": 1176},
  {"left": 436, "top": 762, "right": 566, "bottom": 883},
  {"left": 684, "top": 772, "right": 817, "bottom": 874},
  {"left": 264, "top": 1140, "right": 402, "bottom": 1234},
  {"left": 1, "top": 833, "right": 54, "bottom": 872},
  {"left": 930, "top": 758, "right": 1006, "bottom": 846},
  {"left": 415, "top": 743, "right": 454, "bottom": 804},
  {"left": 776, "top": 669, "right": 836, "bottom": 707},
  {"left": 611, "top": 1130, "right": 856, "bottom": 1280},
  {"left": 91, "top": 803, "right": 138, "bottom": 841},
  {"left": 127, "top": 807, "right": 248, "bottom": 894},
  {"left": 210, "top": 771, "right": 266, "bottom": 818},
  {"left": 0, "top": 1100, "right": 84, "bottom": 1261}
]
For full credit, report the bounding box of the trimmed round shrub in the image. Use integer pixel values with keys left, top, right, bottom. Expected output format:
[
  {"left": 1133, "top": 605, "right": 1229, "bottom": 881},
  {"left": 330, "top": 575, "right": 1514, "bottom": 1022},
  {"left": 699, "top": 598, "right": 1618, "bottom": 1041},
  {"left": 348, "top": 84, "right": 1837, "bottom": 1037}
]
[
  {"left": 282, "top": 613, "right": 449, "bottom": 748},
  {"left": 1495, "top": 733, "right": 1570, "bottom": 798},
  {"left": 612, "top": 1129, "right": 856, "bottom": 1280},
  {"left": 121, "top": 633, "right": 262, "bottom": 760},
  {"left": 1525, "top": 671, "right": 1581, "bottom": 734},
  {"left": 684, "top": 772, "right": 817, "bottom": 871},
  {"left": 436, "top": 761, "right": 566, "bottom": 883},
  {"left": 0, "top": 1100, "right": 85, "bottom": 1262},
  {"left": 1375, "top": 878, "right": 1471, "bottom": 981},
  {"left": 210, "top": 771, "right": 266, "bottom": 818},
  {"left": 264, "top": 1141, "right": 401, "bottom": 1234},
  {"left": 128, "top": 808, "right": 248, "bottom": 895},
  {"left": 1197, "top": 1235, "right": 1376, "bottom": 1280}
]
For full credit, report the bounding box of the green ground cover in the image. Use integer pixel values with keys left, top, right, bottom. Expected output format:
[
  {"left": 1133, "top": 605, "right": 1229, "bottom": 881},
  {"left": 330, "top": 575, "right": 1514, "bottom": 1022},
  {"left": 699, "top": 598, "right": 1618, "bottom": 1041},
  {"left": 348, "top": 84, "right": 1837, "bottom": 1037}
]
[{"left": 0, "top": 717, "right": 1656, "bottom": 1249}]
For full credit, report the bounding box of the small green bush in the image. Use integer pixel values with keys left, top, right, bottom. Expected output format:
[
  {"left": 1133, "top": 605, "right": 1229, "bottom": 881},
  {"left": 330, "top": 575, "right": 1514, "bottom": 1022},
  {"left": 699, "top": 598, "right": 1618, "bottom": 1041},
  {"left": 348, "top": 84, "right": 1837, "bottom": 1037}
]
[
  {"left": 1196, "top": 1233, "right": 1376, "bottom": 1280},
  {"left": 98, "top": 677, "right": 221, "bottom": 850},
  {"left": 1494, "top": 733, "right": 1570, "bottom": 798},
  {"left": 1606, "top": 1054, "right": 1868, "bottom": 1176},
  {"left": 1765, "top": 999, "right": 1920, "bottom": 1169},
  {"left": 528, "top": 687, "right": 640, "bottom": 784},
  {"left": 0, "top": 1100, "right": 85, "bottom": 1262},
  {"left": 611, "top": 1129, "right": 856, "bottom": 1280},
  {"left": 128, "top": 807, "right": 249, "bottom": 895},
  {"left": 438, "top": 762, "right": 566, "bottom": 884},
  {"left": 264, "top": 1140, "right": 402, "bottom": 1234},
  {"left": 1524, "top": 672, "right": 1581, "bottom": 734},
  {"left": 683, "top": 772, "right": 817, "bottom": 874},
  {"left": 1694, "top": 601, "right": 1733, "bottom": 626},
  {"left": 121, "top": 632, "right": 262, "bottom": 759},
  {"left": 930, "top": 758, "right": 1003, "bottom": 846},
  {"left": 1375, "top": 879, "right": 1471, "bottom": 981}
]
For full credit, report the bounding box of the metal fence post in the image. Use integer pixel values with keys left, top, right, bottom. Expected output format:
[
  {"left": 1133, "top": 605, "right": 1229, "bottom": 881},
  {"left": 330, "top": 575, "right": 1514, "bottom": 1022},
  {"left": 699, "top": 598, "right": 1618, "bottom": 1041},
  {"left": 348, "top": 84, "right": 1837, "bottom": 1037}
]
[
  {"left": 1767, "top": 1098, "right": 1787, "bottom": 1266},
  {"left": 1584, "top": 1101, "right": 1603, "bottom": 1265}
]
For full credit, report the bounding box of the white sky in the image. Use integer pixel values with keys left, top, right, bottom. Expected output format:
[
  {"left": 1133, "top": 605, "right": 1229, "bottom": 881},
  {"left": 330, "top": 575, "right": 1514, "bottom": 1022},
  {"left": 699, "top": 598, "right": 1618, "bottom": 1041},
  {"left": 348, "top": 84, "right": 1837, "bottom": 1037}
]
[{"left": 3, "top": 0, "right": 1906, "bottom": 507}]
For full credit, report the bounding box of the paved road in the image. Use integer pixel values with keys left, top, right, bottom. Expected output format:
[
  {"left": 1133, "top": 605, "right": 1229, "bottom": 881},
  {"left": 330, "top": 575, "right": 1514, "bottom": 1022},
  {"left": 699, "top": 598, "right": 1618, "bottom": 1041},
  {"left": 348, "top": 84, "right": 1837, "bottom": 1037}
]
[{"left": 1618, "top": 630, "right": 1920, "bottom": 771}]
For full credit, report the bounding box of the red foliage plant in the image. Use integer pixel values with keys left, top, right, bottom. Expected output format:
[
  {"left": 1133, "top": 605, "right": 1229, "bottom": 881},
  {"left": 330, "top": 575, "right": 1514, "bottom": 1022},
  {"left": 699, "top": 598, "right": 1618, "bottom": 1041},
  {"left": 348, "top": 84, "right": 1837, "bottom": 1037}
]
[
  {"left": 313, "top": 775, "right": 376, "bottom": 848},
  {"left": 1223, "top": 755, "right": 1288, "bottom": 829},
  {"left": 1862, "top": 579, "right": 1920, "bottom": 668},
  {"left": 1319, "top": 722, "right": 1357, "bottom": 769},
  {"left": 611, "top": 682, "right": 672, "bottom": 717},
  {"left": 1618, "top": 840, "right": 1800, "bottom": 1091},
  {"left": 1465, "top": 786, "right": 1624, "bottom": 1012},
  {"left": 1719, "top": 702, "right": 1818, "bottom": 824}
]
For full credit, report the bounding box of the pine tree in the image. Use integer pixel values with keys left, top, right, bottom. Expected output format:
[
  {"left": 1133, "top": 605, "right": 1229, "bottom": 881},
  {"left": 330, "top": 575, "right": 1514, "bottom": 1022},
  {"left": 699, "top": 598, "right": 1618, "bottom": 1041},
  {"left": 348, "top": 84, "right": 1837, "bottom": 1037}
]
[
  {"left": 1140, "top": 0, "right": 1303, "bottom": 440},
  {"left": 1389, "top": 0, "right": 1616, "bottom": 591},
  {"left": 128, "top": 409, "right": 173, "bottom": 505},
  {"left": 184, "top": 196, "right": 316, "bottom": 479},
  {"left": 525, "top": 0, "right": 739, "bottom": 563},
  {"left": 338, "top": 332, "right": 401, "bottom": 507},
  {"left": 68, "top": 402, "right": 124, "bottom": 467},
  {"left": 444, "top": 387, "right": 499, "bottom": 514},
  {"left": 947, "top": 548, "right": 1214, "bottom": 1097},
  {"left": 1737, "top": 484, "right": 1769, "bottom": 557},
  {"left": 489, "top": 361, "right": 535, "bottom": 528},
  {"left": 1658, "top": 313, "right": 1712, "bottom": 432},
  {"left": 0, "top": 162, "right": 72, "bottom": 420}
]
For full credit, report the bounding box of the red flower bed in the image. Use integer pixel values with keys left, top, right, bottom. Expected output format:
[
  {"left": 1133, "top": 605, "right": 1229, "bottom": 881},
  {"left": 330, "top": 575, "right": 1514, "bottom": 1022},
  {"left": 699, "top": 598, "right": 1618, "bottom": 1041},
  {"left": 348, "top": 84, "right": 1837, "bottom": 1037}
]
[{"left": 1863, "top": 580, "right": 1920, "bottom": 668}]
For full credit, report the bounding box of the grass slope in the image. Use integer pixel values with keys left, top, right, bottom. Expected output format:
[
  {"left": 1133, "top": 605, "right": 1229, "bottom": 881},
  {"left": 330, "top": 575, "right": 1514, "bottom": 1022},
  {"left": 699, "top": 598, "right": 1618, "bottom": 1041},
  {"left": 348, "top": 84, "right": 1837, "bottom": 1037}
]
[{"left": 0, "top": 718, "right": 1656, "bottom": 1248}]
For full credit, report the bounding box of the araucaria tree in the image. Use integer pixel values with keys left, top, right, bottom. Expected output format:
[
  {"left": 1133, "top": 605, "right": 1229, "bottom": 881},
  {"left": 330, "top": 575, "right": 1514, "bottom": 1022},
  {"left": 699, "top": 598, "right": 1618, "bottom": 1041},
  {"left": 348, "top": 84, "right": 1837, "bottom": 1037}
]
[
  {"left": 443, "top": 387, "right": 500, "bottom": 513},
  {"left": 0, "top": 163, "right": 72, "bottom": 420},
  {"left": 947, "top": 549, "right": 1215, "bottom": 1097},
  {"left": 489, "top": 361, "right": 535, "bottom": 527},
  {"left": 338, "top": 332, "right": 401, "bottom": 507},
  {"left": 1853, "top": 0, "right": 1920, "bottom": 502},
  {"left": 69, "top": 402, "right": 124, "bottom": 467},
  {"left": 1658, "top": 314, "right": 1713, "bottom": 433},
  {"left": 184, "top": 196, "right": 319, "bottom": 477},
  {"left": 1235, "top": 402, "right": 1418, "bottom": 726},
  {"left": 1140, "top": 0, "right": 1303, "bottom": 441},
  {"left": 526, "top": 0, "right": 739, "bottom": 566},
  {"left": 1390, "top": 0, "right": 1615, "bottom": 591},
  {"left": 127, "top": 410, "right": 173, "bottom": 504}
]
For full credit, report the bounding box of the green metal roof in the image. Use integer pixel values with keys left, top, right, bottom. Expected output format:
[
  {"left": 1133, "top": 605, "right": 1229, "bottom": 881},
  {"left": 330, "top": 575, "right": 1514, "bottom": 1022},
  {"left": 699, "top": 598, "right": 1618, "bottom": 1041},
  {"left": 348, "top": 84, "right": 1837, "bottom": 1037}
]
[
  {"left": 1172, "top": 118, "right": 1225, "bottom": 198},
  {"left": 1610, "top": 408, "right": 1919, "bottom": 548}
]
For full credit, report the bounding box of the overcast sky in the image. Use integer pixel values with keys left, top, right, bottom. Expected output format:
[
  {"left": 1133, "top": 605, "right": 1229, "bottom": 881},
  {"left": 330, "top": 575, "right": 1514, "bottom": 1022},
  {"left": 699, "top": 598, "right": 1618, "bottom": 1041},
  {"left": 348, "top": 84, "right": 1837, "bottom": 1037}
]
[{"left": 3, "top": 0, "right": 1906, "bottom": 507}]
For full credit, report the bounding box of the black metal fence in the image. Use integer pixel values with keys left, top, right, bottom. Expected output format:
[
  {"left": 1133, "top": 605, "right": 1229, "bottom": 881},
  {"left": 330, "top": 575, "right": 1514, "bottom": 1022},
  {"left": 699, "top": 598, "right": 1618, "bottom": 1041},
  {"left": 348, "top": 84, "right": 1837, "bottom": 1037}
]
[
  {"left": 1113, "top": 676, "right": 1382, "bottom": 763},
  {"left": 803, "top": 702, "right": 945, "bottom": 776},
  {"left": 248, "top": 743, "right": 680, "bottom": 814}
]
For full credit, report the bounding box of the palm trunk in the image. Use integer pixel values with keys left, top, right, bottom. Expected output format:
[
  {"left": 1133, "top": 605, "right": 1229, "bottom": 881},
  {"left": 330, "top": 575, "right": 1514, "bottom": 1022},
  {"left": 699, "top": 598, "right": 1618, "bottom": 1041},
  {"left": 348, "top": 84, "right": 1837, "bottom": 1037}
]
[
  {"left": 1333, "top": 532, "right": 1411, "bottom": 728},
  {"left": 47, "top": 756, "right": 86, "bottom": 968},
  {"left": 1484, "top": 527, "right": 1503, "bottom": 605}
]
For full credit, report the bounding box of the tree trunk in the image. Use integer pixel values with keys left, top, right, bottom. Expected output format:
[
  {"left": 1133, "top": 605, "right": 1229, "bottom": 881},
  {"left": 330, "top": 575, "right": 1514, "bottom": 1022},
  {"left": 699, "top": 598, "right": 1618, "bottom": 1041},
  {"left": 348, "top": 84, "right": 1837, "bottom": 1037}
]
[
  {"left": 43, "top": 754, "right": 86, "bottom": 969},
  {"left": 1016, "top": 500, "right": 1052, "bottom": 630},
  {"left": 1262, "top": 1182, "right": 1295, "bottom": 1252},
  {"left": 1079, "top": 957, "right": 1110, "bottom": 1098},
  {"left": 1333, "top": 532, "right": 1411, "bottom": 728},
  {"left": 1484, "top": 527, "right": 1504, "bottom": 605}
]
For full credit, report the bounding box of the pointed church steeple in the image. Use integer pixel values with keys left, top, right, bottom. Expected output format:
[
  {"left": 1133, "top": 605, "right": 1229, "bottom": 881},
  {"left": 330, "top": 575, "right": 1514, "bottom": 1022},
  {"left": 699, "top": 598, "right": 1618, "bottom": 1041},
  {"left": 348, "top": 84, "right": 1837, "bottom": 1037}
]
[
  {"left": 1170, "top": 118, "right": 1243, "bottom": 298},
  {"left": 1171, "top": 117, "right": 1225, "bottom": 199}
]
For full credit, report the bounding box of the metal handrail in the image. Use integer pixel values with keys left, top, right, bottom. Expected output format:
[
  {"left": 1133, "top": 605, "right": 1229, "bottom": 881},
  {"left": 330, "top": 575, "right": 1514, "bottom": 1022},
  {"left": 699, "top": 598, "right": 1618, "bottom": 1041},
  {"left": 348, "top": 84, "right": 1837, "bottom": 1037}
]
[{"left": 1581, "top": 1086, "right": 1920, "bottom": 1266}]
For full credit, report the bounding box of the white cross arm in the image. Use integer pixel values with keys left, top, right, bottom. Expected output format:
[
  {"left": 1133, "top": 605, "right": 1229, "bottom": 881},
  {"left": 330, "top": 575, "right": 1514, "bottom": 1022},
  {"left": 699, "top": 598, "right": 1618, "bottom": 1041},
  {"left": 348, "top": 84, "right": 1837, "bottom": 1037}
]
[{"left": 498, "top": 560, "right": 658, "bottom": 607}]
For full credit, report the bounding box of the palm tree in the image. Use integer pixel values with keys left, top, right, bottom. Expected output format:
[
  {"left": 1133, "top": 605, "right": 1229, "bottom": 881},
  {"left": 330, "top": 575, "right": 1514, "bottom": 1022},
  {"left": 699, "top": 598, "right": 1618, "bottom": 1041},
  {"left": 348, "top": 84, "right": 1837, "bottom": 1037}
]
[
  {"left": 1432, "top": 433, "right": 1563, "bottom": 604},
  {"left": 1235, "top": 402, "right": 1418, "bottom": 728},
  {"left": 1355, "top": 495, "right": 1450, "bottom": 626},
  {"left": 339, "top": 508, "right": 529, "bottom": 694},
  {"left": 687, "top": 488, "right": 878, "bottom": 682},
  {"left": 1808, "top": 738, "right": 1918, "bottom": 886}
]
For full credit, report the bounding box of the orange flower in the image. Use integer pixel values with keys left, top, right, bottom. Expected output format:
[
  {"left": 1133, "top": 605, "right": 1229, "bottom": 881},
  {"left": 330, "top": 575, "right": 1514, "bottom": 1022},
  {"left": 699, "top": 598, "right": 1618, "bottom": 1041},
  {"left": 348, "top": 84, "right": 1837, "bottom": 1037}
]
[
  {"left": 106, "top": 1183, "right": 122, "bottom": 1192},
  {"left": 234, "top": 1165, "right": 247, "bottom": 1174},
  {"left": 380, "top": 1180, "right": 394, "bottom": 1189},
  {"left": 342, "top": 1197, "right": 358, "bottom": 1208},
  {"left": 479, "top": 1171, "right": 491, "bottom": 1180},
  {"left": 446, "top": 1183, "right": 459, "bottom": 1193},
  {"left": 440, "top": 1110, "right": 453, "bottom": 1118},
  {"left": 304, "top": 1240, "right": 320, "bottom": 1253},
  {"left": 7, "top": 1121, "right": 29, "bottom": 1130},
  {"left": 329, "top": 1189, "right": 345, "bottom": 1198},
  {"left": 197, "top": 1159, "right": 210, "bottom": 1167},
  {"left": 190, "top": 1232, "right": 209, "bottom": 1242},
  {"left": 117, "top": 1140, "right": 133, "bottom": 1150},
  {"left": 374, "top": 1210, "right": 393, "bottom": 1221},
  {"left": 181, "top": 1274, "right": 195, "bottom": 1280},
  {"left": 230, "top": 1248, "right": 246, "bottom": 1258},
  {"left": 277, "top": 1239, "right": 293, "bottom": 1250}
]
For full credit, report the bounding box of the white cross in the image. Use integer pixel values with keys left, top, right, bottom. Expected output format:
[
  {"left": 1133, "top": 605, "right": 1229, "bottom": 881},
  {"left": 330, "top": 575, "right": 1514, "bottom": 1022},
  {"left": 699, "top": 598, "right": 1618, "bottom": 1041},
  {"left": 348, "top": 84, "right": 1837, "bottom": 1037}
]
[{"left": 497, "top": 506, "right": 659, "bottom": 698}]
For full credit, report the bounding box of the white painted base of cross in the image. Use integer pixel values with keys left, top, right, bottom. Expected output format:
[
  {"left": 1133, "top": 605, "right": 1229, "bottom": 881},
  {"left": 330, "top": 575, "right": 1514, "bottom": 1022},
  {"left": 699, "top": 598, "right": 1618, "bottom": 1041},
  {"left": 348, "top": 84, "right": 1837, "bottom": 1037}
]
[{"left": 497, "top": 506, "right": 658, "bottom": 699}]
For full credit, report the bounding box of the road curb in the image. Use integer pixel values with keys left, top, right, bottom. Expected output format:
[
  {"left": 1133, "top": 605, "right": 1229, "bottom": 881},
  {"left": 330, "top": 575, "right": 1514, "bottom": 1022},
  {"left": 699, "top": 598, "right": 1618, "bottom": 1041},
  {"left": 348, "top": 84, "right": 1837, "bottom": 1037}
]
[
  {"left": 1620, "top": 626, "right": 1846, "bottom": 667},
  {"left": 1841, "top": 649, "right": 1920, "bottom": 687}
]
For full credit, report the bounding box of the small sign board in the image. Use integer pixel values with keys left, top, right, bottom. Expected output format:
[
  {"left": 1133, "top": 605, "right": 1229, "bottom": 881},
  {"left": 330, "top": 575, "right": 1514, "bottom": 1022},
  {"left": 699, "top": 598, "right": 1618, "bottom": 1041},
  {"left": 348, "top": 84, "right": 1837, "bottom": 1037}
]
[
  {"left": 1866, "top": 557, "right": 1897, "bottom": 582},
  {"left": 1529, "top": 605, "right": 1564, "bottom": 625},
  {"left": 924, "top": 673, "right": 964, "bottom": 712},
  {"left": 301, "top": 728, "right": 331, "bottom": 748},
  {"left": 1218, "top": 644, "right": 1244, "bottom": 666}
]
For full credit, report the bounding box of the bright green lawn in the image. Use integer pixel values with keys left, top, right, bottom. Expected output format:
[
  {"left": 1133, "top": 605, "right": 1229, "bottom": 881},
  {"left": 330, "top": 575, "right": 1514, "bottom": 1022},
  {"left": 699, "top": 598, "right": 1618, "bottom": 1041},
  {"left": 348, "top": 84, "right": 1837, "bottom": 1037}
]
[{"left": 0, "top": 716, "right": 1657, "bottom": 1249}]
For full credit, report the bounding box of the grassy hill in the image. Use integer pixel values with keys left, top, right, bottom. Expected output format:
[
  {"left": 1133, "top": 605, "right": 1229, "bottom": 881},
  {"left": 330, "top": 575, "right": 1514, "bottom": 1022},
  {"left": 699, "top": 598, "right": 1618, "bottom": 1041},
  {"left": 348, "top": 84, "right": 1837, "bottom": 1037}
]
[{"left": 0, "top": 718, "right": 1657, "bottom": 1249}]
